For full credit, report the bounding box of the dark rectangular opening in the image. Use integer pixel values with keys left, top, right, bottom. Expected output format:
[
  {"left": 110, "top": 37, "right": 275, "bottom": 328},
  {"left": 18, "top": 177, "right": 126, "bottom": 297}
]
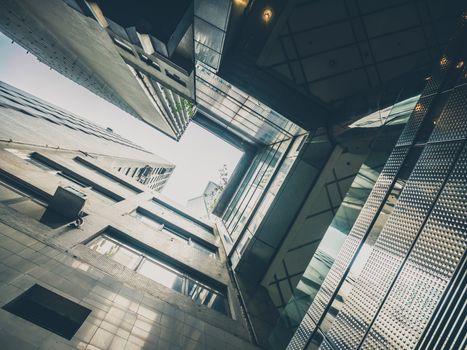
[
  {"left": 112, "top": 37, "right": 134, "bottom": 55},
  {"left": 139, "top": 53, "right": 161, "bottom": 71},
  {"left": 165, "top": 69, "right": 187, "bottom": 87},
  {"left": 2, "top": 284, "right": 91, "bottom": 340}
]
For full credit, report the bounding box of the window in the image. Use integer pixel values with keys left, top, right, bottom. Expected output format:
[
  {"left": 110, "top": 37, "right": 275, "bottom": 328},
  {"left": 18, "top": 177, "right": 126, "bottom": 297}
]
[
  {"left": 129, "top": 209, "right": 217, "bottom": 258},
  {"left": 29, "top": 154, "right": 122, "bottom": 205},
  {"left": 5, "top": 148, "right": 56, "bottom": 172},
  {"left": 88, "top": 233, "right": 227, "bottom": 314},
  {"left": 165, "top": 70, "right": 187, "bottom": 87},
  {"left": 2, "top": 284, "right": 91, "bottom": 340},
  {"left": 0, "top": 177, "right": 74, "bottom": 228},
  {"left": 73, "top": 157, "right": 141, "bottom": 196},
  {"left": 139, "top": 53, "right": 161, "bottom": 71},
  {"left": 152, "top": 198, "right": 213, "bottom": 235},
  {"left": 113, "top": 37, "right": 134, "bottom": 55},
  {"left": 0, "top": 179, "right": 46, "bottom": 220}
]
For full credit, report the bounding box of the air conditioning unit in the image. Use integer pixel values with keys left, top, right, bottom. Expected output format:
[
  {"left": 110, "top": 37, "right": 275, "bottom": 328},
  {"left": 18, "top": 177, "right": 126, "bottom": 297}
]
[{"left": 46, "top": 186, "right": 87, "bottom": 221}]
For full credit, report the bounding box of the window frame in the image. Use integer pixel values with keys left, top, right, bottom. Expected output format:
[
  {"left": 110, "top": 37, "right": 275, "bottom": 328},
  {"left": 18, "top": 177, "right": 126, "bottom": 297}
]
[
  {"left": 130, "top": 207, "right": 217, "bottom": 258},
  {"left": 87, "top": 231, "right": 228, "bottom": 315}
]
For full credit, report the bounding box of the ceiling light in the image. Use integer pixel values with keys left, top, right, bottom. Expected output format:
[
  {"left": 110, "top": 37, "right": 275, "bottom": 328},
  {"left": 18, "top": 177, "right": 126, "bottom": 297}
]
[
  {"left": 233, "top": 0, "right": 249, "bottom": 7},
  {"left": 456, "top": 61, "right": 464, "bottom": 69},
  {"left": 262, "top": 8, "right": 273, "bottom": 23},
  {"left": 440, "top": 55, "right": 449, "bottom": 67}
]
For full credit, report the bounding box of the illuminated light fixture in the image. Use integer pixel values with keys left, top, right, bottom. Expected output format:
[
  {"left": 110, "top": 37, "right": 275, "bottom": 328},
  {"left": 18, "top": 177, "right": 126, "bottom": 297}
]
[
  {"left": 424, "top": 76, "right": 432, "bottom": 81},
  {"left": 456, "top": 61, "right": 464, "bottom": 69},
  {"left": 233, "top": 0, "right": 249, "bottom": 7},
  {"left": 440, "top": 55, "right": 449, "bottom": 66},
  {"left": 262, "top": 8, "right": 273, "bottom": 23},
  {"left": 415, "top": 103, "right": 423, "bottom": 112}
]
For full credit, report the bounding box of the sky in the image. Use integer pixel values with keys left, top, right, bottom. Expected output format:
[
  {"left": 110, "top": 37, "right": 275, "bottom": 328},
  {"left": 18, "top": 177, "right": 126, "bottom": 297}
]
[{"left": 0, "top": 32, "right": 243, "bottom": 206}]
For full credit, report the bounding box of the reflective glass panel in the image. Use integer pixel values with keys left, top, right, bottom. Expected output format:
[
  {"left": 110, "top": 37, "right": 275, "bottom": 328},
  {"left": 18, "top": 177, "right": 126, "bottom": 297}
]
[
  {"left": 138, "top": 259, "right": 184, "bottom": 293},
  {"left": 88, "top": 236, "right": 141, "bottom": 269}
]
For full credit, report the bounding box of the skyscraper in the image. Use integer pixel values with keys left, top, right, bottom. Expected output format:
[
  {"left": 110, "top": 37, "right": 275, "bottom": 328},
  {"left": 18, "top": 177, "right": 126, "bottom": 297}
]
[
  {"left": 0, "top": 81, "right": 175, "bottom": 192},
  {"left": 0, "top": 1, "right": 466, "bottom": 350},
  {"left": 187, "top": 181, "right": 222, "bottom": 221},
  {"left": 0, "top": 0, "right": 196, "bottom": 140},
  {"left": 0, "top": 82, "right": 259, "bottom": 350}
]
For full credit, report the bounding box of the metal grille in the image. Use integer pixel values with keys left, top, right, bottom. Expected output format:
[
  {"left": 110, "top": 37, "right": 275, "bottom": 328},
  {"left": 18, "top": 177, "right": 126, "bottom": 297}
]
[
  {"left": 430, "top": 85, "right": 467, "bottom": 143},
  {"left": 324, "top": 141, "right": 462, "bottom": 350}
]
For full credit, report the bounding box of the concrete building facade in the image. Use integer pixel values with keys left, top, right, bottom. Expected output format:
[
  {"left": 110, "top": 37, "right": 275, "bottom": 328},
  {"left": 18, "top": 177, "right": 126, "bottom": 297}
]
[
  {"left": 0, "top": 0, "right": 196, "bottom": 140},
  {"left": 0, "top": 126, "right": 259, "bottom": 349},
  {"left": 0, "top": 81, "right": 175, "bottom": 192},
  {"left": 0, "top": 1, "right": 466, "bottom": 350}
]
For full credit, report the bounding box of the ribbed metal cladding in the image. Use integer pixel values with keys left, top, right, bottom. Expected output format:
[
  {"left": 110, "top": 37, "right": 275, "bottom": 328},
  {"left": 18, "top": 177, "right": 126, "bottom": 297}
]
[
  {"left": 286, "top": 146, "right": 409, "bottom": 350},
  {"left": 323, "top": 141, "right": 462, "bottom": 350},
  {"left": 360, "top": 143, "right": 467, "bottom": 349}
]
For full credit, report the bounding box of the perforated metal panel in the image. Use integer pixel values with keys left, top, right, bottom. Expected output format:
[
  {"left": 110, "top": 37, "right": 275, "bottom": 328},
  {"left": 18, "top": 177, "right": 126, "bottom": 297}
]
[
  {"left": 421, "top": 56, "right": 452, "bottom": 97},
  {"left": 456, "top": 66, "right": 467, "bottom": 87},
  {"left": 286, "top": 147, "right": 409, "bottom": 350},
  {"left": 288, "top": 313, "right": 317, "bottom": 350},
  {"left": 430, "top": 85, "right": 467, "bottom": 143},
  {"left": 361, "top": 144, "right": 467, "bottom": 349},
  {"left": 324, "top": 141, "right": 462, "bottom": 350},
  {"left": 415, "top": 253, "right": 467, "bottom": 350},
  {"left": 396, "top": 94, "right": 436, "bottom": 146},
  {"left": 307, "top": 147, "right": 409, "bottom": 322},
  {"left": 318, "top": 339, "right": 333, "bottom": 350}
]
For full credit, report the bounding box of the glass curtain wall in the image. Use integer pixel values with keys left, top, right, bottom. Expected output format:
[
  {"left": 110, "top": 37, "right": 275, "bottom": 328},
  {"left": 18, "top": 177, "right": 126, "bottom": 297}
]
[
  {"left": 223, "top": 138, "right": 291, "bottom": 242},
  {"left": 267, "top": 95, "right": 419, "bottom": 349}
]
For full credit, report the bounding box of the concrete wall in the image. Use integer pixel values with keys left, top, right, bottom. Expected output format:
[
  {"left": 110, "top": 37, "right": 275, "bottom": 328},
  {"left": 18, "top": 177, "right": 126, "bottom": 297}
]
[{"left": 0, "top": 144, "right": 259, "bottom": 349}]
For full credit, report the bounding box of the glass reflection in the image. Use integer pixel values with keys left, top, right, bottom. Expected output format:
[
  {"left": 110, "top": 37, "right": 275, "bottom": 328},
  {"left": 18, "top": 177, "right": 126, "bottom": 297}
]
[
  {"left": 267, "top": 145, "right": 395, "bottom": 349},
  {"left": 224, "top": 138, "right": 290, "bottom": 242},
  {"left": 87, "top": 234, "right": 227, "bottom": 314},
  {"left": 196, "top": 62, "right": 304, "bottom": 144},
  {"left": 88, "top": 236, "right": 141, "bottom": 269},
  {"left": 138, "top": 259, "right": 183, "bottom": 293},
  {"left": 318, "top": 146, "right": 421, "bottom": 334},
  {"left": 0, "top": 180, "right": 47, "bottom": 221}
]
